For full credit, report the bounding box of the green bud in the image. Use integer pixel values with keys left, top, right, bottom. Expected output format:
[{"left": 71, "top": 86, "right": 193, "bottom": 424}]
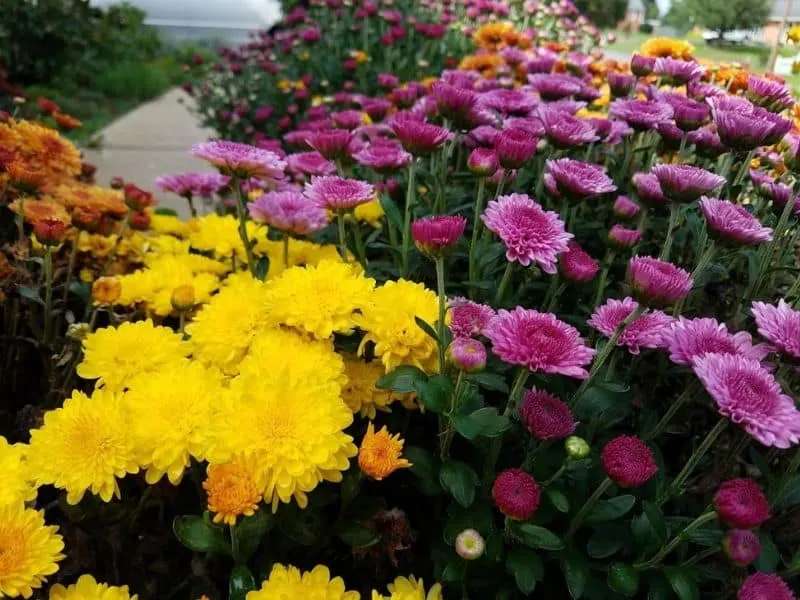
[
  {"left": 66, "top": 323, "right": 91, "bottom": 341},
  {"left": 565, "top": 436, "right": 590, "bottom": 460}
]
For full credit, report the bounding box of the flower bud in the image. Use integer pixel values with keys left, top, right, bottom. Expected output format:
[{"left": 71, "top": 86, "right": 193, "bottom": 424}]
[
  {"left": 91, "top": 277, "right": 121, "bottom": 305},
  {"left": 109, "top": 176, "right": 125, "bottom": 190},
  {"left": 129, "top": 210, "right": 151, "bottom": 231},
  {"left": 410, "top": 215, "right": 466, "bottom": 258},
  {"left": 455, "top": 529, "right": 485, "bottom": 560},
  {"left": 467, "top": 147, "right": 499, "bottom": 177},
  {"left": 66, "top": 322, "right": 91, "bottom": 341},
  {"left": 33, "top": 217, "right": 67, "bottom": 246},
  {"left": 608, "top": 224, "right": 642, "bottom": 249},
  {"left": 565, "top": 435, "right": 590, "bottom": 459},
  {"left": 123, "top": 183, "right": 156, "bottom": 211},
  {"left": 630, "top": 53, "right": 656, "bottom": 77},
  {"left": 171, "top": 284, "right": 196, "bottom": 312},
  {"left": 723, "top": 530, "right": 761, "bottom": 567},
  {"left": 613, "top": 196, "right": 641, "bottom": 221},
  {"left": 446, "top": 338, "right": 487, "bottom": 372}
]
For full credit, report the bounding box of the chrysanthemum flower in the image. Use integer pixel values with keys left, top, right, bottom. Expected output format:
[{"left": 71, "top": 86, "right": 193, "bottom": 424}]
[
  {"left": 304, "top": 175, "right": 375, "bottom": 211},
  {"left": 653, "top": 57, "right": 706, "bottom": 84},
  {"left": 448, "top": 297, "right": 495, "bottom": 339},
  {"left": 519, "top": 388, "right": 575, "bottom": 441},
  {"left": 76, "top": 320, "right": 189, "bottom": 391},
  {"left": 306, "top": 130, "right": 358, "bottom": 162},
  {"left": 559, "top": 241, "right": 600, "bottom": 283},
  {"left": 714, "top": 478, "right": 771, "bottom": 529},
  {"left": 27, "top": 389, "right": 139, "bottom": 504},
  {"left": 190, "top": 141, "right": 286, "bottom": 180},
  {"left": 528, "top": 73, "right": 583, "bottom": 100},
  {"left": 125, "top": 361, "right": 222, "bottom": 484},
  {"left": 737, "top": 573, "right": 795, "bottom": 600},
  {"left": 248, "top": 190, "right": 329, "bottom": 235},
  {"left": 353, "top": 142, "right": 412, "bottom": 173},
  {"left": 431, "top": 81, "right": 477, "bottom": 129},
  {"left": 341, "top": 356, "right": 396, "bottom": 419},
  {"left": 746, "top": 74, "right": 795, "bottom": 113},
  {"left": 467, "top": 147, "right": 499, "bottom": 176},
  {"left": 357, "top": 280, "right": 440, "bottom": 373},
  {"left": 0, "top": 437, "right": 36, "bottom": 508},
  {"left": 248, "top": 565, "right": 359, "bottom": 600},
  {"left": 710, "top": 97, "right": 792, "bottom": 151},
  {"left": 486, "top": 308, "right": 596, "bottom": 379},
  {"left": 49, "top": 575, "right": 137, "bottom": 600},
  {"left": 203, "top": 454, "right": 263, "bottom": 526},
  {"left": 723, "top": 530, "right": 761, "bottom": 567},
  {"left": 751, "top": 299, "right": 800, "bottom": 360},
  {"left": 286, "top": 151, "right": 337, "bottom": 177},
  {"left": 693, "top": 353, "right": 800, "bottom": 448},
  {"left": 0, "top": 504, "right": 64, "bottom": 598},
  {"left": 154, "top": 172, "right": 230, "bottom": 198},
  {"left": 639, "top": 37, "right": 694, "bottom": 59},
  {"left": 411, "top": 215, "right": 466, "bottom": 256},
  {"left": 538, "top": 108, "right": 600, "bottom": 148},
  {"left": 390, "top": 118, "right": 451, "bottom": 156},
  {"left": 632, "top": 172, "right": 668, "bottom": 208},
  {"left": 189, "top": 214, "right": 267, "bottom": 261},
  {"left": 264, "top": 260, "right": 375, "bottom": 339},
  {"left": 544, "top": 158, "right": 617, "bottom": 202},
  {"left": 482, "top": 193, "right": 572, "bottom": 272},
  {"left": 609, "top": 99, "right": 674, "bottom": 131},
  {"left": 492, "top": 468, "right": 541, "bottom": 520},
  {"left": 650, "top": 165, "right": 725, "bottom": 203},
  {"left": 372, "top": 576, "right": 443, "bottom": 600},
  {"left": 664, "top": 317, "right": 770, "bottom": 366},
  {"left": 496, "top": 128, "right": 538, "bottom": 168},
  {"left": 689, "top": 126, "right": 728, "bottom": 157},
  {"left": 608, "top": 224, "right": 642, "bottom": 249},
  {"left": 628, "top": 256, "right": 693, "bottom": 307},
  {"left": 358, "top": 423, "right": 412, "bottom": 480},
  {"left": 601, "top": 435, "right": 657, "bottom": 487},
  {"left": 630, "top": 53, "right": 657, "bottom": 76},
  {"left": 588, "top": 297, "right": 674, "bottom": 354},
  {"left": 455, "top": 529, "right": 485, "bottom": 561},
  {"left": 699, "top": 197, "right": 773, "bottom": 246}
]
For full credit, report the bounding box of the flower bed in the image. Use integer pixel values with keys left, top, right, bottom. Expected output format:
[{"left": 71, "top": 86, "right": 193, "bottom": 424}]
[{"left": 1, "top": 0, "right": 800, "bottom": 599}]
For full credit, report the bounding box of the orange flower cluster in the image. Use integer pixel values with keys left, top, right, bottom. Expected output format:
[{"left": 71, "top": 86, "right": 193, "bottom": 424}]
[{"left": 471, "top": 22, "right": 532, "bottom": 52}]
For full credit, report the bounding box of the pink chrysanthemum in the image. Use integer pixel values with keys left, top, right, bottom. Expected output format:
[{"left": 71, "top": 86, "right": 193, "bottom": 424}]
[
  {"left": 714, "top": 478, "right": 771, "bottom": 529},
  {"left": 723, "top": 530, "right": 761, "bottom": 566},
  {"left": 699, "top": 197, "right": 773, "bottom": 246},
  {"left": 190, "top": 141, "right": 286, "bottom": 180},
  {"left": 751, "top": 299, "right": 800, "bottom": 360},
  {"left": 304, "top": 176, "right": 374, "bottom": 211},
  {"left": 247, "top": 190, "right": 329, "bottom": 235},
  {"left": 601, "top": 435, "right": 657, "bottom": 488},
  {"left": 664, "top": 317, "right": 770, "bottom": 366},
  {"left": 390, "top": 117, "right": 451, "bottom": 156},
  {"left": 737, "top": 573, "right": 795, "bottom": 600},
  {"left": 411, "top": 215, "right": 466, "bottom": 255},
  {"left": 286, "top": 151, "right": 337, "bottom": 177},
  {"left": 559, "top": 241, "right": 599, "bottom": 283},
  {"left": 693, "top": 353, "right": 800, "bottom": 448},
  {"left": 519, "top": 387, "right": 576, "bottom": 441},
  {"left": 482, "top": 193, "right": 572, "bottom": 273},
  {"left": 154, "top": 172, "right": 230, "bottom": 198},
  {"left": 448, "top": 297, "right": 495, "bottom": 339},
  {"left": 608, "top": 224, "right": 642, "bottom": 249},
  {"left": 613, "top": 195, "right": 641, "bottom": 220},
  {"left": 447, "top": 337, "right": 487, "bottom": 372},
  {"left": 486, "top": 308, "right": 596, "bottom": 379},
  {"left": 628, "top": 256, "right": 693, "bottom": 307},
  {"left": 492, "top": 468, "right": 541, "bottom": 520},
  {"left": 588, "top": 297, "right": 674, "bottom": 354}
]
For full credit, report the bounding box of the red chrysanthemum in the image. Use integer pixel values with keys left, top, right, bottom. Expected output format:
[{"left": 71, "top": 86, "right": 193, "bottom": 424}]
[
  {"left": 492, "top": 468, "right": 541, "bottom": 521},
  {"left": 519, "top": 387, "right": 575, "bottom": 441},
  {"left": 714, "top": 478, "right": 771, "bottom": 529},
  {"left": 601, "top": 435, "right": 657, "bottom": 487}
]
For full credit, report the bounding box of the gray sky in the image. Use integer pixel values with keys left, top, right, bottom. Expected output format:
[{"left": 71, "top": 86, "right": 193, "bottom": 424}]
[{"left": 89, "top": 0, "right": 279, "bottom": 29}]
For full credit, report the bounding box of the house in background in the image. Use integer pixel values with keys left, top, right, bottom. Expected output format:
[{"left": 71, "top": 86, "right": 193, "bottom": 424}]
[
  {"left": 764, "top": 0, "right": 800, "bottom": 46},
  {"left": 624, "top": 0, "right": 646, "bottom": 30}
]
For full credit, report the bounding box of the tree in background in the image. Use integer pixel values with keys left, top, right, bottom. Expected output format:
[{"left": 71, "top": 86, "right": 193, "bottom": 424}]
[
  {"left": 666, "top": 0, "right": 771, "bottom": 37},
  {"left": 574, "top": 0, "right": 628, "bottom": 29}
]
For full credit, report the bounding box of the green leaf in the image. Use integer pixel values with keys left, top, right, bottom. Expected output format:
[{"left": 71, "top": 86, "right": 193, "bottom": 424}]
[
  {"left": 545, "top": 487, "right": 570, "bottom": 513},
  {"left": 561, "top": 549, "right": 588, "bottom": 599},
  {"left": 441, "top": 557, "right": 467, "bottom": 583},
  {"left": 647, "top": 576, "right": 674, "bottom": 600},
  {"left": 173, "top": 515, "right": 229, "bottom": 554},
  {"left": 506, "top": 547, "right": 541, "bottom": 594},
  {"left": 754, "top": 532, "right": 780, "bottom": 572},
  {"left": 686, "top": 522, "right": 723, "bottom": 547},
  {"left": 414, "top": 316, "right": 439, "bottom": 342},
  {"left": 414, "top": 375, "right": 452, "bottom": 413},
  {"left": 443, "top": 502, "right": 494, "bottom": 545},
  {"left": 513, "top": 523, "right": 564, "bottom": 551},
  {"left": 378, "top": 193, "right": 403, "bottom": 230},
  {"left": 586, "top": 495, "right": 636, "bottom": 525},
  {"left": 337, "top": 523, "right": 380, "bottom": 548},
  {"left": 748, "top": 447, "right": 772, "bottom": 478},
  {"left": 608, "top": 563, "right": 640, "bottom": 597},
  {"left": 439, "top": 461, "right": 478, "bottom": 507},
  {"left": 377, "top": 365, "right": 428, "bottom": 393},
  {"left": 254, "top": 256, "right": 270, "bottom": 281},
  {"left": 775, "top": 475, "right": 800, "bottom": 509},
  {"left": 452, "top": 407, "right": 511, "bottom": 440},
  {"left": 587, "top": 526, "right": 625, "bottom": 559},
  {"left": 233, "top": 509, "right": 274, "bottom": 562},
  {"left": 68, "top": 281, "right": 91, "bottom": 302},
  {"left": 484, "top": 531, "right": 505, "bottom": 563},
  {"left": 18, "top": 285, "right": 44, "bottom": 305},
  {"left": 468, "top": 372, "right": 509, "bottom": 393},
  {"left": 642, "top": 501, "right": 667, "bottom": 544},
  {"left": 229, "top": 565, "right": 256, "bottom": 600},
  {"left": 154, "top": 207, "right": 179, "bottom": 216},
  {"left": 664, "top": 567, "right": 699, "bottom": 600},
  {"left": 404, "top": 446, "right": 441, "bottom": 496}
]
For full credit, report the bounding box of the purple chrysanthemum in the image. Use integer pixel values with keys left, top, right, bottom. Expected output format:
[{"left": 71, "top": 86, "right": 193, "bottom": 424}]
[
  {"left": 693, "top": 353, "right": 800, "bottom": 448},
  {"left": 332, "top": 110, "right": 366, "bottom": 130},
  {"left": 519, "top": 388, "right": 576, "bottom": 441},
  {"left": 305, "top": 129, "right": 357, "bottom": 162},
  {"left": 467, "top": 125, "right": 500, "bottom": 148},
  {"left": 467, "top": 147, "right": 500, "bottom": 176},
  {"left": 761, "top": 181, "right": 800, "bottom": 217},
  {"left": 613, "top": 196, "right": 641, "bottom": 220},
  {"left": 653, "top": 57, "right": 706, "bottom": 85},
  {"left": 528, "top": 73, "right": 583, "bottom": 101},
  {"left": 687, "top": 127, "right": 728, "bottom": 158},
  {"left": 607, "top": 72, "right": 635, "bottom": 97},
  {"left": 559, "top": 241, "right": 599, "bottom": 283},
  {"left": 588, "top": 297, "right": 674, "bottom": 354},
  {"left": 431, "top": 81, "right": 478, "bottom": 129},
  {"left": 304, "top": 176, "right": 374, "bottom": 211},
  {"left": 715, "top": 478, "right": 772, "bottom": 529},
  {"left": 655, "top": 92, "right": 709, "bottom": 131},
  {"left": 601, "top": 435, "right": 658, "bottom": 488},
  {"left": 752, "top": 299, "right": 800, "bottom": 360},
  {"left": 609, "top": 99, "right": 674, "bottom": 131},
  {"left": 710, "top": 96, "right": 793, "bottom": 151},
  {"left": 538, "top": 107, "right": 600, "bottom": 148},
  {"left": 608, "top": 224, "right": 642, "bottom": 249},
  {"left": 190, "top": 141, "right": 286, "bottom": 180},
  {"left": 544, "top": 158, "right": 617, "bottom": 201},
  {"left": 699, "top": 197, "right": 773, "bottom": 246},
  {"left": 482, "top": 193, "right": 572, "bottom": 272},
  {"left": 628, "top": 256, "right": 693, "bottom": 307},
  {"left": 476, "top": 88, "right": 538, "bottom": 119},
  {"left": 286, "top": 151, "right": 337, "bottom": 177},
  {"left": 154, "top": 172, "right": 230, "bottom": 198},
  {"left": 632, "top": 172, "right": 668, "bottom": 208},
  {"left": 247, "top": 190, "right": 329, "bottom": 235},
  {"left": 650, "top": 164, "right": 725, "bottom": 203},
  {"left": 390, "top": 117, "right": 451, "bottom": 156},
  {"left": 411, "top": 215, "right": 466, "bottom": 255},
  {"left": 353, "top": 142, "right": 412, "bottom": 173},
  {"left": 737, "top": 573, "right": 795, "bottom": 600},
  {"left": 447, "top": 337, "right": 487, "bottom": 373},
  {"left": 723, "top": 530, "right": 762, "bottom": 567},
  {"left": 449, "top": 297, "right": 496, "bottom": 339},
  {"left": 664, "top": 317, "right": 770, "bottom": 366},
  {"left": 747, "top": 74, "right": 795, "bottom": 113},
  {"left": 630, "top": 53, "right": 656, "bottom": 77},
  {"left": 486, "top": 308, "right": 596, "bottom": 379},
  {"left": 496, "top": 128, "right": 538, "bottom": 168}
]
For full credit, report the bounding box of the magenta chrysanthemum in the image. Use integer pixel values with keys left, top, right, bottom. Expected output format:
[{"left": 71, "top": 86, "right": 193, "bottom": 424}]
[
  {"left": 559, "top": 241, "right": 599, "bottom": 283},
  {"left": 588, "top": 297, "right": 674, "bottom": 355},
  {"left": 305, "top": 129, "right": 355, "bottom": 161},
  {"left": 699, "top": 197, "right": 773, "bottom": 246},
  {"left": 601, "top": 435, "right": 657, "bottom": 488},
  {"left": 353, "top": 142, "right": 412, "bottom": 173},
  {"left": 286, "top": 151, "right": 337, "bottom": 177},
  {"left": 496, "top": 128, "right": 538, "bottom": 169},
  {"left": 482, "top": 193, "right": 572, "bottom": 272},
  {"left": 446, "top": 337, "right": 487, "bottom": 372},
  {"left": 390, "top": 117, "right": 451, "bottom": 155},
  {"left": 628, "top": 256, "right": 693, "bottom": 307},
  {"left": 486, "top": 308, "right": 596, "bottom": 379},
  {"left": 751, "top": 299, "right": 800, "bottom": 360},
  {"left": 544, "top": 158, "right": 617, "bottom": 201},
  {"left": 448, "top": 297, "right": 495, "bottom": 339},
  {"left": 519, "top": 388, "right": 576, "bottom": 441},
  {"left": 613, "top": 196, "right": 641, "bottom": 220},
  {"left": 492, "top": 468, "right": 541, "bottom": 520},
  {"left": 608, "top": 224, "right": 642, "bottom": 249},
  {"left": 653, "top": 57, "right": 706, "bottom": 84},
  {"left": 411, "top": 215, "right": 466, "bottom": 254},
  {"left": 723, "top": 530, "right": 762, "bottom": 567},
  {"left": 693, "top": 353, "right": 800, "bottom": 448},
  {"left": 632, "top": 172, "right": 668, "bottom": 208},
  {"left": 664, "top": 317, "right": 770, "bottom": 366},
  {"left": 650, "top": 164, "right": 725, "bottom": 203},
  {"left": 737, "top": 573, "right": 795, "bottom": 600},
  {"left": 190, "top": 141, "right": 286, "bottom": 180},
  {"left": 247, "top": 190, "right": 329, "bottom": 235},
  {"left": 304, "top": 176, "right": 374, "bottom": 211},
  {"left": 154, "top": 172, "right": 230, "bottom": 198},
  {"left": 467, "top": 147, "right": 499, "bottom": 176},
  {"left": 714, "top": 478, "right": 771, "bottom": 529}
]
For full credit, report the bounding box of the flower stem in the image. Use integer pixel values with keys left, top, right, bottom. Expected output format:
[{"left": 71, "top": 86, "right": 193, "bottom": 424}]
[
  {"left": 282, "top": 234, "right": 290, "bottom": 268},
  {"left": 440, "top": 370, "right": 465, "bottom": 460},
  {"left": 62, "top": 240, "right": 78, "bottom": 306},
  {"left": 336, "top": 212, "right": 349, "bottom": 263},
  {"left": 672, "top": 240, "right": 716, "bottom": 316},
  {"left": 101, "top": 211, "right": 130, "bottom": 277},
  {"left": 16, "top": 195, "right": 26, "bottom": 244},
  {"left": 185, "top": 194, "right": 198, "bottom": 218},
  {"left": 544, "top": 279, "right": 566, "bottom": 312},
  {"left": 43, "top": 247, "right": 54, "bottom": 346},
  {"left": 591, "top": 250, "right": 615, "bottom": 309},
  {"left": 543, "top": 463, "right": 567, "bottom": 487},
  {"left": 435, "top": 255, "right": 447, "bottom": 373},
  {"left": 230, "top": 522, "right": 241, "bottom": 562},
  {"left": 566, "top": 477, "right": 612, "bottom": 539},
  {"left": 644, "top": 382, "right": 698, "bottom": 441},
  {"left": 233, "top": 179, "right": 256, "bottom": 276},
  {"left": 401, "top": 161, "right": 417, "bottom": 278},
  {"left": 634, "top": 511, "right": 718, "bottom": 570},
  {"left": 661, "top": 418, "right": 727, "bottom": 503},
  {"left": 484, "top": 369, "right": 530, "bottom": 480},
  {"left": 659, "top": 203, "right": 681, "bottom": 261},
  {"left": 353, "top": 219, "right": 367, "bottom": 267},
  {"left": 468, "top": 177, "right": 487, "bottom": 289},
  {"left": 493, "top": 262, "right": 514, "bottom": 306},
  {"left": 746, "top": 192, "right": 797, "bottom": 302}
]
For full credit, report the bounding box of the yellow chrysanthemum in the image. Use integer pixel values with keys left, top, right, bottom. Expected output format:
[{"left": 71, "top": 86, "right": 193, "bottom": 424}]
[
  {"left": 77, "top": 320, "right": 189, "bottom": 391},
  {"left": 353, "top": 199, "right": 385, "bottom": 228},
  {"left": 0, "top": 504, "right": 64, "bottom": 598},
  {"left": 638, "top": 37, "right": 694, "bottom": 60},
  {"left": 148, "top": 212, "right": 191, "bottom": 237},
  {"left": 125, "top": 362, "right": 222, "bottom": 484},
  {"left": 147, "top": 234, "right": 191, "bottom": 256},
  {"left": 204, "top": 363, "right": 356, "bottom": 511},
  {"left": 254, "top": 238, "right": 345, "bottom": 279},
  {"left": 263, "top": 260, "right": 375, "bottom": 339},
  {"left": 76, "top": 232, "right": 117, "bottom": 258},
  {"left": 27, "top": 389, "right": 139, "bottom": 505},
  {"left": 203, "top": 454, "right": 264, "bottom": 525},
  {"left": 189, "top": 214, "right": 266, "bottom": 262},
  {"left": 186, "top": 274, "right": 273, "bottom": 375},
  {"left": 357, "top": 279, "right": 440, "bottom": 373},
  {"left": 246, "top": 565, "right": 359, "bottom": 600},
  {"left": 358, "top": 423, "right": 412, "bottom": 480},
  {"left": 49, "top": 575, "right": 137, "bottom": 600},
  {"left": 371, "top": 576, "right": 443, "bottom": 600},
  {"left": 341, "top": 356, "right": 395, "bottom": 418},
  {"left": 0, "top": 438, "right": 36, "bottom": 507}
]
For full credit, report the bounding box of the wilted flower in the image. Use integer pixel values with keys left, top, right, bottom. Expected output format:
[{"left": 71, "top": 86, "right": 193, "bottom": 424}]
[
  {"left": 613, "top": 196, "right": 641, "bottom": 220},
  {"left": 248, "top": 190, "right": 329, "bottom": 235},
  {"left": 664, "top": 317, "right": 770, "bottom": 366},
  {"left": 411, "top": 215, "right": 466, "bottom": 256},
  {"left": 699, "top": 197, "right": 773, "bottom": 246},
  {"left": 714, "top": 478, "right": 771, "bottom": 529},
  {"left": 608, "top": 224, "right": 642, "bottom": 249},
  {"left": 588, "top": 297, "right": 674, "bottom": 354},
  {"left": 191, "top": 141, "right": 286, "bottom": 179},
  {"left": 519, "top": 388, "right": 575, "bottom": 441},
  {"left": 492, "top": 468, "right": 541, "bottom": 520},
  {"left": 544, "top": 158, "right": 616, "bottom": 201},
  {"left": 737, "top": 573, "right": 795, "bottom": 600},
  {"left": 650, "top": 164, "right": 725, "bottom": 203},
  {"left": 628, "top": 256, "right": 693, "bottom": 307},
  {"left": 723, "top": 530, "right": 761, "bottom": 567},
  {"left": 304, "top": 176, "right": 374, "bottom": 211},
  {"left": 448, "top": 297, "right": 495, "bottom": 339},
  {"left": 601, "top": 435, "right": 657, "bottom": 487},
  {"left": 609, "top": 99, "right": 674, "bottom": 131},
  {"left": 559, "top": 241, "right": 599, "bottom": 283},
  {"left": 446, "top": 337, "right": 487, "bottom": 373},
  {"left": 751, "top": 299, "right": 800, "bottom": 360}
]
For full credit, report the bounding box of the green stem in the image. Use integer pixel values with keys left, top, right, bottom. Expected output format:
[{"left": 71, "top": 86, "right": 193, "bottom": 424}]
[
  {"left": 353, "top": 219, "right": 367, "bottom": 267},
  {"left": 435, "top": 255, "right": 447, "bottom": 373},
  {"left": 543, "top": 463, "right": 567, "bottom": 487},
  {"left": 401, "top": 161, "right": 417, "bottom": 278},
  {"left": 233, "top": 179, "right": 256, "bottom": 276},
  {"left": 484, "top": 369, "right": 530, "bottom": 480},
  {"left": 62, "top": 240, "right": 78, "bottom": 306},
  {"left": 659, "top": 203, "right": 681, "bottom": 261},
  {"left": 493, "top": 262, "right": 514, "bottom": 306},
  {"left": 566, "top": 477, "right": 612, "bottom": 539},
  {"left": 283, "top": 234, "right": 290, "bottom": 269},
  {"left": 634, "top": 512, "right": 718, "bottom": 570},
  {"left": 468, "top": 177, "right": 487, "bottom": 288},
  {"left": 230, "top": 522, "right": 241, "bottom": 562},
  {"left": 747, "top": 192, "right": 797, "bottom": 301},
  {"left": 440, "top": 370, "right": 465, "bottom": 460},
  {"left": 336, "top": 212, "right": 349, "bottom": 263},
  {"left": 731, "top": 149, "right": 756, "bottom": 191},
  {"left": 644, "top": 382, "right": 698, "bottom": 441},
  {"left": 672, "top": 240, "right": 716, "bottom": 316},
  {"left": 481, "top": 170, "right": 506, "bottom": 244},
  {"left": 185, "top": 194, "right": 197, "bottom": 218},
  {"left": 179, "top": 312, "right": 186, "bottom": 335},
  {"left": 544, "top": 280, "right": 566, "bottom": 312},
  {"left": 43, "top": 247, "right": 54, "bottom": 345},
  {"left": 16, "top": 195, "right": 25, "bottom": 244},
  {"left": 591, "top": 250, "right": 615, "bottom": 309},
  {"left": 661, "top": 418, "right": 727, "bottom": 503}
]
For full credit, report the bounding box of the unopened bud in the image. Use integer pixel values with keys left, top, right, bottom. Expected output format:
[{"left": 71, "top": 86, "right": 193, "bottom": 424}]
[
  {"left": 446, "top": 337, "right": 487, "bottom": 373},
  {"left": 565, "top": 436, "right": 590, "bottom": 460},
  {"left": 171, "top": 284, "right": 196, "bottom": 312},
  {"left": 33, "top": 217, "right": 67, "bottom": 246},
  {"left": 67, "top": 323, "right": 91, "bottom": 341}
]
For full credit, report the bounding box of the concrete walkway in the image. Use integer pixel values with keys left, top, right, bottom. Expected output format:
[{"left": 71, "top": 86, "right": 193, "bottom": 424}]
[{"left": 82, "top": 88, "right": 214, "bottom": 218}]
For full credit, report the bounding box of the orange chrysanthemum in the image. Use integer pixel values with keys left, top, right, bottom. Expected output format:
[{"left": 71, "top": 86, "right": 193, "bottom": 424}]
[
  {"left": 458, "top": 54, "right": 506, "bottom": 78},
  {"left": 203, "top": 455, "right": 263, "bottom": 525},
  {"left": 358, "top": 424, "right": 412, "bottom": 481},
  {"left": 472, "top": 22, "right": 515, "bottom": 51},
  {"left": 9, "top": 198, "right": 70, "bottom": 225},
  {"left": 51, "top": 184, "right": 127, "bottom": 218}
]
